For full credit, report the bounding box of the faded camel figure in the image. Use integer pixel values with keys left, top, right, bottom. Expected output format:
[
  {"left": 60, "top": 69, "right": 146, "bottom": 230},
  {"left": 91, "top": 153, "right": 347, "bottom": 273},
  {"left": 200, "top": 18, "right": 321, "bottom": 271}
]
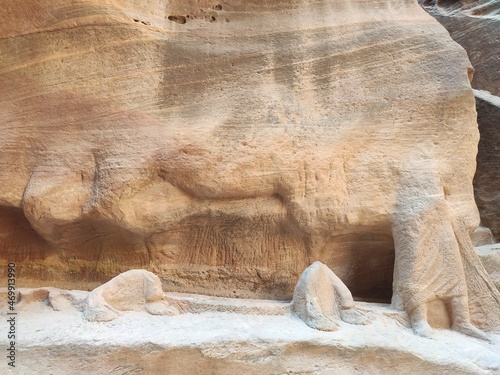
[{"left": 2, "top": 0, "right": 499, "bottom": 342}]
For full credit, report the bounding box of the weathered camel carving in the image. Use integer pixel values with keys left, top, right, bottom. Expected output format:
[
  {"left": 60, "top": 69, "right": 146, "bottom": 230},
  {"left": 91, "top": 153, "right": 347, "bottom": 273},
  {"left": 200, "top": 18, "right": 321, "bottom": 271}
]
[
  {"left": 292, "top": 261, "right": 370, "bottom": 331},
  {"left": 2, "top": 0, "right": 499, "bottom": 340},
  {"left": 161, "top": 160, "right": 498, "bottom": 340},
  {"left": 18, "top": 120, "right": 500, "bottom": 339},
  {"left": 84, "top": 269, "right": 178, "bottom": 322}
]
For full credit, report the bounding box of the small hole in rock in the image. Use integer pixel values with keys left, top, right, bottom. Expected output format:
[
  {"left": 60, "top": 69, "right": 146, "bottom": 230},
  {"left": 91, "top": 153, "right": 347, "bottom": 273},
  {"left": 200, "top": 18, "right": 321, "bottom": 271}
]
[
  {"left": 168, "top": 15, "right": 187, "bottom": 24},
  {"left": 214, "top": 4, "right": 222, "bottom": 11},
  {"left": 209, "top": 16, "right": 216, "bottom": 22},
  {"left": 133, "top": 18, "right": 140, "bottom": 22}
]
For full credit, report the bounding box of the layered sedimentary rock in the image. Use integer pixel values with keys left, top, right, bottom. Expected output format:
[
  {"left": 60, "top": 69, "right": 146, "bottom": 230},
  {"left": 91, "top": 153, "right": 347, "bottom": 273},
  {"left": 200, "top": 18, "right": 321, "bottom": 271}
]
[
  {"left": 420, "top": 0, "right": 500, "bottom": 241},
  {"left": 1, "top": 0, "right": 500, "bottom": 333}
]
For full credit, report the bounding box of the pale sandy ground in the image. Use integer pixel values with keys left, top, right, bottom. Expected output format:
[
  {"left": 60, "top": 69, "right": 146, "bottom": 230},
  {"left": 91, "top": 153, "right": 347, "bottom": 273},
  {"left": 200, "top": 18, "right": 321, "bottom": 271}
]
[{"left": 0, "top": 291, "right": 499, "bottom": 374}]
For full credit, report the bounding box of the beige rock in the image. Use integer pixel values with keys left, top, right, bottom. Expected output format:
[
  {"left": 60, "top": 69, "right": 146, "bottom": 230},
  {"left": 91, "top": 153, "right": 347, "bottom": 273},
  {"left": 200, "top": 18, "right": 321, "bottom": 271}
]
[
  {"left": 292, "top": 261, "right": 370, "bottom": 331},
  {"left": 471, "top": 226, "right": 495, "bottom": 246},
  {"left": 1, "top": 284, "right": 499, "bottom": 375},
  {"left": 0, "top": 0, "right": 499, "bottom": 336},
  {"left": 83, "top": 269, "right": 178, "bottom": 321},
  {"left": 0, "top": 287, "right": 87, "bottom": 314},
  {"left": 163, "top": 291, "right": 290, "bottom": 316},
  {"left": 418, "top": 5, "right": 500, "bottom": 336},
  {"left": 476, "top": 244, "right": 500, "bottom": 292},
  {"left": 420, "top": 0, "right": 500, "bottom": 241}
]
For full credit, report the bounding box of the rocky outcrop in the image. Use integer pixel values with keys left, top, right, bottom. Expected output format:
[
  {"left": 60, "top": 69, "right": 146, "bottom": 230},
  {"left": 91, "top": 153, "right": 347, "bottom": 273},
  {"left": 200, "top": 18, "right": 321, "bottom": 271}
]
[
  {"left": 420, "top": 0, "right": 500, "bottom": 241},
  {"left": 1, "top": 0, "right": 499, "bottom": 334},
  {"left": 421, "top": 0, "right": 499, "bottom": 17},
  {"left": 291, "top": 261, "right": 370, "bottom": 331}
]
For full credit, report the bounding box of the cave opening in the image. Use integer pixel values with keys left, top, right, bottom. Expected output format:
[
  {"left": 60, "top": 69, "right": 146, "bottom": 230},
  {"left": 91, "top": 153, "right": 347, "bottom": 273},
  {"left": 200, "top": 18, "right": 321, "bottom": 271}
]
[{"left": 323, "top": 229, "right": 395, "bottom": 304}]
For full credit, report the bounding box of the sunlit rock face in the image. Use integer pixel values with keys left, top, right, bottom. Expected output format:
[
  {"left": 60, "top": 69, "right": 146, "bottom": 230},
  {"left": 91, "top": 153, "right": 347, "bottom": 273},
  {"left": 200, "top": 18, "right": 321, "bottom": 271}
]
[
  {"left": 0, "top": 0, "right": 489, "bottom": 312},
  {"left": 420, "top": 0, "right": 500, "bottom": 241}
]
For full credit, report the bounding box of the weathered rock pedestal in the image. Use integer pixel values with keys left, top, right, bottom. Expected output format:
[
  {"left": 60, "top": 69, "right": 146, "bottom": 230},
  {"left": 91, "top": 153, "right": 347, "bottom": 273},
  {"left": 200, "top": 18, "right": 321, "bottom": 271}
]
[
  {"left": 420, "top": 0, "right": 500, "bottom": 241},
  {"left": 1, "top": 268, "right": 499, "bottom": 374}
]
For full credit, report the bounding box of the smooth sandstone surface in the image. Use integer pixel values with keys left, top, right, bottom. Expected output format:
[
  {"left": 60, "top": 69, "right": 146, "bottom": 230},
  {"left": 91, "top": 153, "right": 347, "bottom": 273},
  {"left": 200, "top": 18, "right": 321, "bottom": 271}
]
[{"left": 1, "top": 0, "right": 500, "bottom": 335}]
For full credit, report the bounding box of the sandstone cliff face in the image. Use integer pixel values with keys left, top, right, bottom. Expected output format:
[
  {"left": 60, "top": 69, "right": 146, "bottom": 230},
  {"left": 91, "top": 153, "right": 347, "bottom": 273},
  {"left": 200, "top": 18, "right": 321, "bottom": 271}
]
[
  {"left": 0, "top": 0, "right": 487, "bottom": 310},
  {"left": 420, "top": 0, "right": 500, "bottom": 241}
]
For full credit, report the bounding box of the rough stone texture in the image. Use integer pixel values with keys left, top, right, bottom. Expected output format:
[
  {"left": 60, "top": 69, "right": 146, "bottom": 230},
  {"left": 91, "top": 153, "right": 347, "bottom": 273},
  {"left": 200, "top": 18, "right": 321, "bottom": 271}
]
[
  {"left": 420, "top": 0, "right": 500, "bottom": 240},
  {"left": 1, "top": 0, "right": 500, "bottom": 334},
  {"left": 83, "top": 269, "right": 178, "bottom": 321},
  {"left": 474, "top": 91, "right": 500, "bottom": 241},
  {"left": 421, "top": 0, "right": 499, "bottom": 17},
  {"left": 471, "top": 226, "right": 495, "bottom": 246},
  {"left": 1, "top": 284, "right": 500, "bottom": 374},
  {"left": 291, "top": 261, "right": 370, "bottom": 331},
  {"left": 476, "top": 244, "right": 500, "bottom": 292}
]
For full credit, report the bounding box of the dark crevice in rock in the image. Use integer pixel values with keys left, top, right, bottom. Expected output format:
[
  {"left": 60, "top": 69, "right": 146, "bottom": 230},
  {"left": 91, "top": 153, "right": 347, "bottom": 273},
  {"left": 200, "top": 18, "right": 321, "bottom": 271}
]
[{"left": 168, "top": 15, "right": 187, "bottom": 24}]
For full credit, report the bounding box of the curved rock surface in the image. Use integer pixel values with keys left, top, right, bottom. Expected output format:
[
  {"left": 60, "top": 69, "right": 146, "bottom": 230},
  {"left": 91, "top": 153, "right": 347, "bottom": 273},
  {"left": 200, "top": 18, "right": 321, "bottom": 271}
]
[
  {"left": 420, "top": 0, "right": 500, "bottom": 241},
  {"left": 83, "top": 269, "right": 179, "bottom": 321},
  {"left": 1, "top": 1, "right": 499, "bottom": 333},
  {"left": 292, "top": 261, "right": 370, "bottom": 331},
  {"left": 476, "top": 243, "right": 500, "bottom": 292}
]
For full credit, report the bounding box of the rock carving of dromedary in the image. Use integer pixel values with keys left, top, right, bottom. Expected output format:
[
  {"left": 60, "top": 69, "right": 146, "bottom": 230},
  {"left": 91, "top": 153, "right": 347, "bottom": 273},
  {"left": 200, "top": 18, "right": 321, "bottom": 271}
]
[
  {"left": 151, "top": 154, "right": 499, "bottom": 340},
  {"left": 18, "top": 110, "right": 500, "bottom": 340},
  {"left": 292, "top": 261, "right": 371, "bottom": 331},
  {"left": 3, "top": 0, "right": 499, "bottom": 342},
  {"left": 84, "top": 270, "right": 179, "bottom": 322}
]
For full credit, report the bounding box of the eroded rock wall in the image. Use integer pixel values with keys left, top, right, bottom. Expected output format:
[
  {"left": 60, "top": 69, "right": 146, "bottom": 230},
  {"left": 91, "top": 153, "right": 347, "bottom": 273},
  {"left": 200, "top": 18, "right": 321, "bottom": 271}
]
[
  {"left": 420, "top": 0, "right": 500, "bottom": 241},
  {"left": 0, "top": 1, "right": 482, "bottom": 303}
]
